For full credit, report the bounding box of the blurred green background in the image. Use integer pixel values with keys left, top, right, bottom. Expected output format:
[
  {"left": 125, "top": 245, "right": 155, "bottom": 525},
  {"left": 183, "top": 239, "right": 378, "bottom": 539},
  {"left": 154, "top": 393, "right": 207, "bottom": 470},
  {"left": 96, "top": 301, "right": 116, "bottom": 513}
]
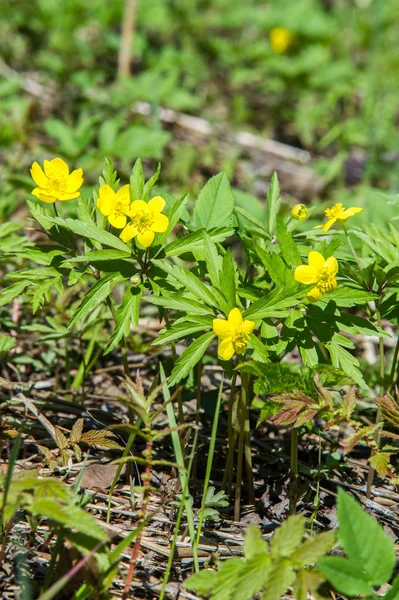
[{"left": 1, "top": 0, "right": 399, "bottom": 215}]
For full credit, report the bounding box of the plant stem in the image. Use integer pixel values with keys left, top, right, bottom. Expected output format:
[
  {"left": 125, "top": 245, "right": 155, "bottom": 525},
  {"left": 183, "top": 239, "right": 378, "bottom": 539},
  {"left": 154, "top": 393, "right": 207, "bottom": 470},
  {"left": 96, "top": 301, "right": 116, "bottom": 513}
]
[
  {"left": 342, "top": 223, "right": 362, "bottom": 270},
  {"left": 223, "top": 369, "right": 238, "bottom": 494},
  {"left": 164, "top": 310, "right": 184, "bottom": 425},
  {"left": 387, "top": 333, "right": 399, "bottom": 393},
  {"left": 289, "top": 428, "right": 299, "bottom": 515},
  {"left": 192, "top": 359, "right": 203, "bottom": 479},
  {"left": 234, "top": 384, "right": 245, "bottom": 522},
  {"left": 118, "top": 0, "right": 137, "bottom": 77},
  {"left": 242, "top": 373, "right": 255, "bottom": 506}
]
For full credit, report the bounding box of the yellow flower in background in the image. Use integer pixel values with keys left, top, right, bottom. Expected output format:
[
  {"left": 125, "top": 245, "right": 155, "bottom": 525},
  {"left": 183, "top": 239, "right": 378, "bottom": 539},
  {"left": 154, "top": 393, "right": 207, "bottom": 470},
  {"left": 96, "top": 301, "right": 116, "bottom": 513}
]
[
  {"left": 270, "top": 27, "right": 294, "bottom": 54},
  {"left": 292, "top": 204, "right": 308, "bottom": 220},
  {"left": 121, "top": 196, "right": 169, "bottom": 248},
  {"left": 213, "top": 308, "right": 255, "bottom": 361},
  {"left": 97, "top": 184, "right": 131, "bottom": 229},
  {"left": 295, "top": 251, "right": 338, "bottom": 303},
  {"left": 30, "top": 158, "right": 83, "bottom": 203},
  {"left": 315, "top": 203, "right": 363, "bottom": 233}
]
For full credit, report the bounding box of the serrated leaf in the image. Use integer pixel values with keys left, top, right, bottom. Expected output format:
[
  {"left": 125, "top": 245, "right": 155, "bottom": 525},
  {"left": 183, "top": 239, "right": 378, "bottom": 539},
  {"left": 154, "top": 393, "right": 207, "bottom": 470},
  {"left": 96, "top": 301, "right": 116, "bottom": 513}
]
[
  {"left": 66, "top": 249, "right": 132, "bottom": 263},
  {"left": 80, "top": 430, "right": 122, "bottom": 449},
  {"left": 337, "top": 488, "right": 396, "bottom": 585},
  {"left": 164, "top": 227, "right": 234, "bottom": 257},
  {"left": 47, "top": 216, "right": 131, "bottom": 252},
  {"left": 0, "top": 281, "right": 30, "bottom": 307},
  {"left": 277, "top": 216, "right": 301, "bottom": 267},
  {"left": 184, "top": 571, "right": 218, "bottom": 594},
  {"left": 265, "top": 172, "right": 281, "bottom": 236},
  {"left": 261, "top": 559, "right": 296, "bottom": 600},
  {"left": 317, "top": 556, "right": 375, "bottom": 596},
  {"left": 0, "top": 334, "right": 16, "bottom": 358},
  {"left": 292, "top": 530, "right": 336, "bottom": 568},
  {"left": 194, "top": 172, "right": 234, "bottom": 231},
  {"left": 153, "top": 322, "right": 209, "bottom": 346},
  {"left": 169, "top": 331, "right": 215, "bottom": 386},
  {"left": 68, "top": 273, "right": 124, "bottom": 329},
  {"left": 243, "top": 525, "right": 269, "bottom": 561},
  {"left": 369, "top": 452, "right": 391, "bottom": 477},
  {"left": 54, "top": 428, "right": 68, "bottom": 450},
  {"left": 70, "top": 419, "right": 84, "bottom": 443},
  {"left": 271, "top": 515, "right": 305, "bottom": 559},
  {"left": 104, "top": 286, "right": 142, "bottom": 354}
]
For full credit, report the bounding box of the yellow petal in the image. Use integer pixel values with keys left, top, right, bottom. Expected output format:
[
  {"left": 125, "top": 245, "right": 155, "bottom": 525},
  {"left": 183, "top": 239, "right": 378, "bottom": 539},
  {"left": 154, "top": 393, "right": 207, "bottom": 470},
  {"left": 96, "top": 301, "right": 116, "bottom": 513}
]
[
  {"left": 151, "top": 213, "right": 169, "bottom": 233},
  {"left": 218, "top": 338, "right": 235, "bottom": 361},
  {"left": 213, "top": 318, "right": 233, "bottom": 339},
  {"left": 30, "top": 162, "right": 48, "bottom": 187},
  {"left": 44, "top": 157, "right": 69, "bottom": 177},
  {"left": 120, "top": 224, "right": 138, "bottom": 242},
  {"left": 343, "top": 207, "right": 363, "bottom": 218},
  {"left": 228, "top": 307, "right": 243, "bottom": 329},
  {"left": 31, "top": 188, "right": 56, "bottom": 203},
  {"left": 109, "top": 213, "right": 127, "bottom": 229},
  {"left": 241, "top": 320, "right": 255, "bottom": 335},
  {"left": 129, "top": 200, "right": 148, "bottom": 215},
  {"left": 97, "top": 185, "right": 115, "bottom": 216},
  {"left": 116, "top": 185, "right": 131, "bottom": 206},
  {"left": 322, "top": 218, "right": 336, "bottom": 232},
  {"left": 324, "top": 256, "right": 338, "bottom": 275},
  {"left": 294, "top": 265, "right": 317, "bottom": 284},
  {"left": 308, "top": 251, "right": 325, "bottom": 270},
  {"left": 55, "top": 190, "right": 80, "bottom": 201},
  {"left": 148, "top": 196, "right": 166, "bottom": 213},
  {"left": 307, "top": 286, "right": 323, "bottom": 303},
  {"left": 137, "top": 230, "right": 155, "bottom": 247},
  {"left": 66, "top": 168, "right": 84, "bottom": 192}
]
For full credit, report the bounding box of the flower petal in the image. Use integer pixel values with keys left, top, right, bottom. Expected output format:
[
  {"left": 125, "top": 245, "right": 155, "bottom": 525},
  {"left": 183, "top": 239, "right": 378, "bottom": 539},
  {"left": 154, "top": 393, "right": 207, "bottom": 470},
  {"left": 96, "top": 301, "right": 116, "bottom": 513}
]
[
  {"left": 30, "top": 162, "right": 48, "bottom": 187},
  {"left": 294, "top": 265, "right": 317, "bottom": 284},
  {"left": 66, "top": 168, "right": 84, "bottom": 193},
  {"left": 109, "top": 213, "right": 127, "bottom": 229},
  {"left": 218, "top": 338, "right": 235, "bottom": 361},
  {"left": 343, "top": 207, "right": 363, "bottom": 218},
  {"left": 148, "top": 196, "right": 166, "bottom": 213},
  {"left": 307, "top": 286, "right": 323, "bottom": 303},
  {"left": 137, "top": 230, "right": 155, "bottom": 248},
  {"left": 56, "top": 191, "right": 80, "bottom": 201},
  {"left": 151, "top": 213, "right": 169, "bottom": 233},
  {"left": 228, "top": 307, "right": 243, "bottom": 329},
  {"left": 241, "top": 320, "right": 255, "bottom": 335},
  {"left": 120, "top": 224, "right": 138, "bottom": 242},
  {"left": 97, "top": 185, "right": 115, "bottom": 216},
  {"left": 308, "top": 251, "right": 325, "bottom": 270},
  {"left": 44, "top": 157, "right": 69, "bottom": 177},
  {"left": 116, "top": 185, "right": 131, "bottom": 207},
  {"left": 129, "top": 200, "right": 148, "bottom": 215},
  {"left": 213, "top": 318, "right": 233, "bottom": 339},
  {"left": 31, "top": 188, "right": 56, "bottom": 203},
  {"left": 324, "top": 256, "right": 338, "bottom": 275},
  {"left": 322, "top": 218, "right": 336, "bottom": 232}
]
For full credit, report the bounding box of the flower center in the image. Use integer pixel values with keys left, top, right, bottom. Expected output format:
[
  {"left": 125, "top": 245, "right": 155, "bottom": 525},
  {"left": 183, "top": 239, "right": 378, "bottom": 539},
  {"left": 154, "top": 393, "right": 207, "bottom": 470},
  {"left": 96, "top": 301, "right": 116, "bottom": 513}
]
[
  {"left": 48, "top": 175, "right": 67, "bottom": 191},
  {"left": 132, "top": 210, "right": 155, "bottom": 233},
  {"left": 232, "top": 328, "right": 250, "bottom": 354},
  {"left": 114, "top": 200, "right": 129, "bottom": 215},
  {"left": 325, "top": 203, "right": 344, "bottom": 219},
  {"left": 316, "top": 267, "right": 336, "bottom": 293}
]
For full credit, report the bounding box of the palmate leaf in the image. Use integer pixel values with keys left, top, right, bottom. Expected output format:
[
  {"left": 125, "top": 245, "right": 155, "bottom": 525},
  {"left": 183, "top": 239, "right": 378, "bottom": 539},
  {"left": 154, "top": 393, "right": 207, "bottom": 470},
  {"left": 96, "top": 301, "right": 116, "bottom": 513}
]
[
  {"left": 169, "top": 331, "right": 215, "bottom": 386},
  {"left": 270, "top": 515, "right": 306, "bottom": 560},
  {"left": 194, "top": 172, "right": 235, "bottom": 231},
  {"left": 326, "top": 339, "right": 366, "bottom": 388},
  {"left": 152, "top": 260, "right": 218, "bottom": 308}
]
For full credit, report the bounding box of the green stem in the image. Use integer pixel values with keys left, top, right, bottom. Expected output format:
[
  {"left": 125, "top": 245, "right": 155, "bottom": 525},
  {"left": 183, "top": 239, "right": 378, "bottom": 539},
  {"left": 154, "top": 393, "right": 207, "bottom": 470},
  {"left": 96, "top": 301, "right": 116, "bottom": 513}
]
[
  {"left": 223, "top": 369, "right": 238, "bottom": 494},
  {"left": 342, "top": 223, "right": 362, "bottom": 270},
  {"left": 242, "top": 373, "right": 255, "bottom": 506},
  {"left": 164, "top": 310, "right": 184, "bottom": 425},
  {"left": 234, "top": 385, "right": 245, "bottom": 522},
  {"left": 388, "top": 334, "right": 399, "bottom": 394},
  {"left": 289, "top": 428, "right": 299, "bottom": 515},
  {"left": 192, "top": 359, "right": 203, "bottom": 479}
]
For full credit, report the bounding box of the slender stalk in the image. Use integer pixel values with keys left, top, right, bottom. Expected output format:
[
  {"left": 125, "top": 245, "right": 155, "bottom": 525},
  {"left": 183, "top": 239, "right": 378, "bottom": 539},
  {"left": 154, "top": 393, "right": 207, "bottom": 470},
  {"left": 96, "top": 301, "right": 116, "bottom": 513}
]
[
  {"left": 164, "top": 310, "right": 184, "bottom": 425},
  {"left": 107, "top": 429, "right": 138, "bottom": 524},
  {"left": 192, "top": 359, "right": 203, "bottom": 479},
  {"left": 106, "top": 297, "right": 130, "bottom": 377},
  {"left": 342, "top": 223, "right": 362, "bottom": 270},
  {"left": 242, "top": 373, "right": 255, "bottom": 506},
  {"left": 234, "top": 386, "right": 245, "bottom": 522},
  {"left": 387, "top": 333, "right": 399, "bottom": 393},
  {"left": 223, "top": 369, "right": 238, "bottom": 494},
  {"left": 118, "top": 0, "right": 137, "bottom": 77},
  {"left": 289, "top": 428, "right": 299, "bottom": 515}
]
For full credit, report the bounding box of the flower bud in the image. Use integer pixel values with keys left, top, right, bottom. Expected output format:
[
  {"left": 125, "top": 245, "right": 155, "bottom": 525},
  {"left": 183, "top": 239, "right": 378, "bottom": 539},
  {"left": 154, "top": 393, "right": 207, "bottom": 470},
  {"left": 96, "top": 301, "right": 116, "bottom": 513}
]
[
  {"left": 130, "top": 274, "right": 141, "bottom": 286},
  {"left": 291, "top": 204, "right": 308, "bottom": 221}
]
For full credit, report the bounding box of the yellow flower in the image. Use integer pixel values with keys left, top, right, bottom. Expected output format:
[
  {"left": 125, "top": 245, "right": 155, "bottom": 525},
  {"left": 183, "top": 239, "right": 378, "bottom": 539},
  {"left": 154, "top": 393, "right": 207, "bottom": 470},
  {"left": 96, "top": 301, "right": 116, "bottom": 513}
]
[
  {"left": 294, "top": 251, "right": 338, "bottom": 303},
  {"left": 30, "top": 158, "right": 83, "bottom": 203},
  {"left": 213, "top": 308, "right": 255, "bottom": 361},
  {"left": 97, "top": 184, "right": 131, "bottom": 229},
  {"left": 120, "top": 196, "right": 169, "bottom": 248},
  {"left": 270, "top": 27, "right": 294, "bottom": 54},
  {"left": 291, "top": 204, "right": 308, "bottom": 220},
  {"left": 315, "top": 203, "right": 363, "bottom": 233}
]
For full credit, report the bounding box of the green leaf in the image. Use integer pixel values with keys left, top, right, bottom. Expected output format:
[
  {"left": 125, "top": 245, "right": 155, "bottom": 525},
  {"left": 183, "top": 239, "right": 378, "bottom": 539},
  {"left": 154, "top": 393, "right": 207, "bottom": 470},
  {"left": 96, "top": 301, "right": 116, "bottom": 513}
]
[
  {"left": 235, "top": 553, "right": 272, "bottom": 600},
  {"left": 104, "top": 286, "right": 143, "bottom": 354},
  {"left": 317, "top": 556, "right": 375, "bottom": 596},
  {"left": 254, "top": 244, "right": 291, "bottom": 287},
  {"left": 270, "top": 515, "right": 306, "bottom": 559},
  {"left": 46, "top": 216, "right": 131, "bottom": 253},
  {"left": 243, "top": 525, "right": 269, "bottom": 560},
  {"left": 65, "top": 250, "right": 132, "bottom": 263},
  {"left": 164, "top": 227, "right": 234, "bottom": 257},
  {"left": 265, "top": 172, "right": 281, "bottom": 236},
  {"left": 322, "top": 288, "right": 378, "bottom": 308},
  {"left": 201, "top": 232, "right": 223, "bottom": 288},
  {"left": 261, "top": 560, "right": 296, "bottom": 600},
  {"left": 194, "top": 172, "right": 234, "bottom": 231},
  {"left": 336, "top": 488, "right": 396, "bottom": 585},
  {"left": 326, "top": 340, "right": 366, "bottom": 388},
  {"left": 148, "top": 292, "right": 212, "bottom": 315},
  {"left": 384, "top": 574, "right": 399, "bottom": 600},
  {"left": 184, "top": 571, "right": 218, "bottom": 595},
  {"left": 130, "top": 158, "right": 145, "bottom": 200},
  {"left": 0, "top": 334, "right": 16, "bottom": 358},
  {"left": 156, "top": 193, "right": 189, "bottom": 245},
  {"left": 244, "top": 287, "right": 303, "bottom": 320},
  {"left": 152, "top": 322, "right": 209, "bottom": 346},
  {"left": 291, "top": 530, "right": 336, "bottom": 568},
  {"left": 169, "top": 331, "right": 215, "bottom": 386},
  {"left": 0, "top": 281, "right": 30, "bottom": 307},
  {"left": 68, "top": 273, "right": 125, "bottom": 329},
  {"left": 152, "top": 260, "right": 218, "bottom": 308},
  {"left": 277, "top": 216, "right": 301, "bottom": 267}
]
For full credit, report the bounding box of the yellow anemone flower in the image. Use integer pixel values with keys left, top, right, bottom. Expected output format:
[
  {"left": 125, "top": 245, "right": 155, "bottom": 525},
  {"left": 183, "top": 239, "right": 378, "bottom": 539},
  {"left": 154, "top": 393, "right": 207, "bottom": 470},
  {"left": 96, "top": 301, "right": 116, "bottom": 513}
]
[
  {"left": 294, "top": 251, "right": 338, "bottom": 303},
  {"left": 315, "top": 203, "right": 363, "bottom": 233},
  {"left": 97, "top": 184, "right": 131, "bottom": 229},
  {"left": 30, "top": 158, "right": 83, "bottom": 203},
  {"left": 291, "top": 203, "right": 308, "bottom": 220},
  {"left": 120, "top": 196, "right": 169, "bottom": 248},
  {"left": 270, "top": 27, "right": 294, "bottom": 54},
  {"left": 213, "top": 308, "right": 255, "bottom": 361}
]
